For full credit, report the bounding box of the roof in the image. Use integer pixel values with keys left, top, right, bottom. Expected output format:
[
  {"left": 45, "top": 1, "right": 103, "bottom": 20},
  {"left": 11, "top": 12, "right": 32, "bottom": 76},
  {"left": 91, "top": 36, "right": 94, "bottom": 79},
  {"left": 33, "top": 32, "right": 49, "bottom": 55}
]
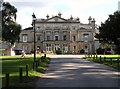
[
  {"left": 35, "top": 15, "right": 80, "bottom": 23},
  {"left": 23, "top": 27, "right": 33, "bottom": 30}
]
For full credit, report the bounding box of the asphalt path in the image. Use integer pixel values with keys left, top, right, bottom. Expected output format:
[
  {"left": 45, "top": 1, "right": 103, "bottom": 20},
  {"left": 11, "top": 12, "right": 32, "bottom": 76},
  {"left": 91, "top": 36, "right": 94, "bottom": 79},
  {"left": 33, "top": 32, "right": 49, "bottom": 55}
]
[{"left": 35, "top": 55, "right": 119, "bottom": 89}]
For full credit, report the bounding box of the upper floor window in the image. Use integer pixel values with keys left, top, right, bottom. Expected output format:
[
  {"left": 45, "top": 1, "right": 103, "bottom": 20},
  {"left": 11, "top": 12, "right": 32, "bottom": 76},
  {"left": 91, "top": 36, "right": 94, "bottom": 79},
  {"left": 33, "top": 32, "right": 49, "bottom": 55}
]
[
  {"left": 73, "top": 36, "right": 76, "bottom": 41},
  {"left": 47, "top": 35, "right": 50, "bottom": 41},
  {"left": 55, "top": 35, "right": 59, "bottom": 41},
  {"left": 83, "top": 34, "right": 89, "bottom": 42},
  {"left": 37, "top": 35, "right": 40, "bottom": 41},
  {"left": 63, "top": 35, "right": 67, "bottom": 41},
  {"left": 22, "top": 34, "right": 28, "bottom": 42}
]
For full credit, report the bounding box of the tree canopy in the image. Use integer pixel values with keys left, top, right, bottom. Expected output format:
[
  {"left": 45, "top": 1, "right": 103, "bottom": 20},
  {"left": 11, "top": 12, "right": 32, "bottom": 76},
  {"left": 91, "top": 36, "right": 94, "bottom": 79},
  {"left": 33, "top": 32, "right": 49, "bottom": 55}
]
[
  {"left": 1, "top": 2, "right": 21, "bottom": 45},
  {"left": 95, "top": 11, "right": 120, "bottom": 54}
]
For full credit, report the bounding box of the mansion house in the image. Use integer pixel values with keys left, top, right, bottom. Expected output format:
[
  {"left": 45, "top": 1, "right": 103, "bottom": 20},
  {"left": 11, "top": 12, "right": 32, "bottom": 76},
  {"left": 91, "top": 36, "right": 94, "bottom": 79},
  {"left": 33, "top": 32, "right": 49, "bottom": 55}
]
[{"left": 15, "top": 13, "right": 100, "bottom": 54}]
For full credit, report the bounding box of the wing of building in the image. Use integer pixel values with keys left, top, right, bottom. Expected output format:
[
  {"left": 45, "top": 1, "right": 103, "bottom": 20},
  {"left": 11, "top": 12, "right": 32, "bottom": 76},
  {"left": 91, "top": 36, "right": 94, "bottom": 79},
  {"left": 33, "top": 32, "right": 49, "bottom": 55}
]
[{"left": 15, "top": 13, "right": 100, "bottom": 54}]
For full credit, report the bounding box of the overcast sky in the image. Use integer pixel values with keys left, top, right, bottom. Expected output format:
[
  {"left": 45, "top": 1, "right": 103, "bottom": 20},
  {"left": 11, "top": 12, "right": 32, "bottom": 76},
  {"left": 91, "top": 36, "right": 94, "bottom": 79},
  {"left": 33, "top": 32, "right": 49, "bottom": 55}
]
[{"left": 4, "top": 0, "right": 120, "bottom": 29}]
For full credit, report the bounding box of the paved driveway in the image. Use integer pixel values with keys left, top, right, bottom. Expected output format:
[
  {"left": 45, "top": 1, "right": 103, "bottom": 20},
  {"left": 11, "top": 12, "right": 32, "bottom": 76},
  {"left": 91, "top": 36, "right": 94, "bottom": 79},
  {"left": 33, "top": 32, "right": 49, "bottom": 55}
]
[{"left": 35, "top": 55, "right": 119, "bottom": 88}]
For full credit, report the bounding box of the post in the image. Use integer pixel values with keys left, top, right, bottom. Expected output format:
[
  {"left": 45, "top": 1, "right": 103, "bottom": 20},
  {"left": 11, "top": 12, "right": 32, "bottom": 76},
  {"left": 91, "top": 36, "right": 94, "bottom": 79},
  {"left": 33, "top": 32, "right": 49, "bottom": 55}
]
[
  {"left": 93, "top": 54, "right": 95, "bottom": 60},
  {"left": 26, "top": 65, "right": 28, "bottom": 77},
  {"left": 117, "top": 59, "right": 119, "bottom": 67},
  {"left": 100, "top": 56, "right": 101, "bottom": 63},
  {"left": 33, "top": 62, "right": 35, "bottom": 70},
  {"left": 36, "top": 61, "right": 38, "bottom": 69},
  {"left": 96, "top": 54, "right": 97, "bottom": 60},
  {"left": 19, "top": 67, "right": 23, "bottom": 83},
  {"left": 104, "top": 57, "right": 106, "bottom": 63},
  {"left": 38, "top": 60, "right": 40, "bottom": 66},
  {"left": 110, "top": 58, "right": 112, "bottom": 65},
  {"left": 33, "top": 20, "right": 36, "bottom": 62},
  {"left": 32, "top": 13, "right": 36, "bottom": 62},
  {"left": 91, "top": 53, "right": 92, "bottom": 57},
  {"left": 44, "top": 54, "right": 46, "bottom": 60},
  {"left": 6, "top": 73, "right": 9, "bottom": 87}
]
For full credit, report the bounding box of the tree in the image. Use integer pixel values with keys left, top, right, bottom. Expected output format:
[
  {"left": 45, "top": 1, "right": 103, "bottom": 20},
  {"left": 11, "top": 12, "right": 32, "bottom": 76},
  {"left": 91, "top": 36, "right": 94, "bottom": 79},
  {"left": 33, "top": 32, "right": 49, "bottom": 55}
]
[
  {"left": 95, "top": 11, "right": 120, "bottom": 54},
  {"left": 1, "top": 2, "right": 21, "bottom": 46}
]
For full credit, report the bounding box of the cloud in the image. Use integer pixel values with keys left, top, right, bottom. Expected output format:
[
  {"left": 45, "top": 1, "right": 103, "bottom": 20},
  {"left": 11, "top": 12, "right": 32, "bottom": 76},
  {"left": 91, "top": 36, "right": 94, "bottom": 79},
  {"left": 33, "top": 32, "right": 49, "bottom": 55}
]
[
  {"left": 4, "top": 0, "right": 119, "bottom": 29},
  {"left": 10, "top": 2, "right": 47, "bottom": 8}
]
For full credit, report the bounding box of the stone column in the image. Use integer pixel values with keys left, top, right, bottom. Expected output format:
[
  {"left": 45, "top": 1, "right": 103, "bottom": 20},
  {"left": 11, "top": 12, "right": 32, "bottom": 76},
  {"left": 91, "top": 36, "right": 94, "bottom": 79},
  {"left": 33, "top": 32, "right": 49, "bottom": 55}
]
[
  {"left": 60, "top": 31, "right": 63, "bottom": 41},
  {"left": 51, "top": 31, "right": 54, "bottom": 41},
  {"left": 43, "top": 31, "right": 45, "bottom": 41}
]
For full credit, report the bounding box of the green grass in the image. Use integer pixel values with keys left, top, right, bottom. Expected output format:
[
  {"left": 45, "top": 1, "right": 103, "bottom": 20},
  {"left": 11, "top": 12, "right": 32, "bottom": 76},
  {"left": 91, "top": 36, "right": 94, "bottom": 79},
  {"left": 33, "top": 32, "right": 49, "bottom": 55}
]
[
  {"left": 1, "top": 54, "right": 51, "bottom": 88},
  {"left": 85, "top": 54, "right": 120, "bottom": 69}
]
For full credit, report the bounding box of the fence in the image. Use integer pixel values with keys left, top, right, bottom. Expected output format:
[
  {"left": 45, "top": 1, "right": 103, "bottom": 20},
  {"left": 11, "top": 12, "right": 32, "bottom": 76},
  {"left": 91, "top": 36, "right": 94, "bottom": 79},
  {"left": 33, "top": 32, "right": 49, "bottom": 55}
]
[
  {"left": 85, "top": 55, "right": 120, "bottom": 69},
  {"left": 4, "top": 54, "right": 47, "bottom": 88}
]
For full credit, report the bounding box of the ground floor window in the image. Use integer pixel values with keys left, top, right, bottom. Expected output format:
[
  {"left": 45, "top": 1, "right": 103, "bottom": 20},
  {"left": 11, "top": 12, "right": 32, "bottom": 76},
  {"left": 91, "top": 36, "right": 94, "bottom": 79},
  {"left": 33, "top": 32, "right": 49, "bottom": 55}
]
[
  {"left": 73, "top": 46, "right": 76, "bottom": 53},
  {"left": 46, "top": 44, "right": 51, "bottom": 51},
  {"left": 22, "top": 45, "right": 28, "bottom": 52},
  {"left": 54, "top": 44, "right": 60, "bottom": 50},
  {"left": 84, "top": 45, "right": 88, "bottom": 53},
  {"left": 63, "top": 46, "right": 68, "bottom": 53},
  {"left": 63, "top": 44, "right": 68, "bottom": 53}
]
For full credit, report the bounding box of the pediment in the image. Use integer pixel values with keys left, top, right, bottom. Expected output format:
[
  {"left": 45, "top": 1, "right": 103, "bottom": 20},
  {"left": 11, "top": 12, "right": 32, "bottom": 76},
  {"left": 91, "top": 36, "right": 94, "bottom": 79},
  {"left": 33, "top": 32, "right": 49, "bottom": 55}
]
[{"left": 45, "top": 16, "right": 68, "bottom": 22}]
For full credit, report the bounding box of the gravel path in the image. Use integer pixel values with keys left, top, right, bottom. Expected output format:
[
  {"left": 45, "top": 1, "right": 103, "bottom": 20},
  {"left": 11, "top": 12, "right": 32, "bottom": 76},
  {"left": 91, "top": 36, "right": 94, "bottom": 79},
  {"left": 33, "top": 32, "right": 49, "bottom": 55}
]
[{"left": 35, "top": 55, "right": 119, "bottom": 88}]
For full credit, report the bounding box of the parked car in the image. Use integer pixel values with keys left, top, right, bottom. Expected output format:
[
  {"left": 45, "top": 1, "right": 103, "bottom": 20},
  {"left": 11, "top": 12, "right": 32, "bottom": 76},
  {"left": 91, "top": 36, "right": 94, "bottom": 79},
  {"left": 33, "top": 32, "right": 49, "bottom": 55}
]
[{"left": 14, "top": 49, "right": 25, "bottom": 55}]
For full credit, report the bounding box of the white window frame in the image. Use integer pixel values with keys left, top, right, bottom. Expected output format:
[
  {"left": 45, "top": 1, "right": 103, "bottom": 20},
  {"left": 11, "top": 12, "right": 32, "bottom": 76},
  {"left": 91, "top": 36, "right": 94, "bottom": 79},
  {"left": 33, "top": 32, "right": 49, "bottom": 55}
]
[
  {"left": 54, "top": 44, "right": 60, "bottom": 50},
  {"left": 46, "top": 44, "right": 51, "bottom": 51},
  {"left": 64, "top": 46, "right": 68, "bottom": 53},
  {"left": 22, "top": 45, "right": 28, "bottom": 51},
  {"left": 22, "top": 34, "right": 27, "bottom": 42},
  {"left": 83, "top": 34, "right": 89, "bottom": 42}
]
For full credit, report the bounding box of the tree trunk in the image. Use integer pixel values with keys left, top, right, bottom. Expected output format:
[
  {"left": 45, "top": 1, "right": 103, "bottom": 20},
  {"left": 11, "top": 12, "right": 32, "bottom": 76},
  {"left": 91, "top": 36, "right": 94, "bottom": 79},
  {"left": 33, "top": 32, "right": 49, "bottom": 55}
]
[{"left": 3, "top": 43, "right": 15, "bottom": 56}]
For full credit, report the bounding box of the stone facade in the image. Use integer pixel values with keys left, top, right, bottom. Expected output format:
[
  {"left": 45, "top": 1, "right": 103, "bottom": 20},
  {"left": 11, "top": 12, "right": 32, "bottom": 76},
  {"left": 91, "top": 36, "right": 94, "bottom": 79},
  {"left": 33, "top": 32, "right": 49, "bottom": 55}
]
[{"left": 15, "top": 13, "right": 99, "bottom": 54}]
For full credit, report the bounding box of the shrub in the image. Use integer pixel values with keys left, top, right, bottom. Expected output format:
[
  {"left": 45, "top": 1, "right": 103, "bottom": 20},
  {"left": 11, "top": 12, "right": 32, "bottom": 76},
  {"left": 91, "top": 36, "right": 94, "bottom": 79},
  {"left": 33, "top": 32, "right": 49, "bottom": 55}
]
[
  {"left": 55, "top": 48, "right": 63, "bottom": 54},
  {"left": 96, "top": 47, "right": 104, "bottom": 54},
  {"left": 80, "top": 49, "right": 85, "bottom": 54}
]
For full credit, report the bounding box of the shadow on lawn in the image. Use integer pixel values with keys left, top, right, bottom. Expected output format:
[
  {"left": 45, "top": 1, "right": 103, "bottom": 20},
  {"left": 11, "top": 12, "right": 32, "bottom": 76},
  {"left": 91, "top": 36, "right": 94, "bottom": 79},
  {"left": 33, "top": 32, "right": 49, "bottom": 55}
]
[
  {"left": 2, "top": 75, "right": 39, "bottom": 88},
  {"left": 2, "top": 57, "right": 34, "bottom": 60}
]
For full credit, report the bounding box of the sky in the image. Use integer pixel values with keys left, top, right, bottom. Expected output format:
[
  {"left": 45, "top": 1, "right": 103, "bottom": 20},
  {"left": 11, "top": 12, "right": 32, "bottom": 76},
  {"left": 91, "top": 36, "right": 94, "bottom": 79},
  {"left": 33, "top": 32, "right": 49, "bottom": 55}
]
[{"left": 3, "top": 0, "right": 120, "bottom": 29}]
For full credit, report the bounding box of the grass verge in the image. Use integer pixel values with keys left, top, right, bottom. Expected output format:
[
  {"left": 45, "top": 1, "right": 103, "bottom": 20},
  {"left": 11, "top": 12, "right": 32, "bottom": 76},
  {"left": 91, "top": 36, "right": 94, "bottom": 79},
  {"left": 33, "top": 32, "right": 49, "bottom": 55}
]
[
  {"left": 1, "top": 54, "right": 51, "bottom": 88},
  {"left": 84, "top": 55, "right": 120, "bottom": 70}
]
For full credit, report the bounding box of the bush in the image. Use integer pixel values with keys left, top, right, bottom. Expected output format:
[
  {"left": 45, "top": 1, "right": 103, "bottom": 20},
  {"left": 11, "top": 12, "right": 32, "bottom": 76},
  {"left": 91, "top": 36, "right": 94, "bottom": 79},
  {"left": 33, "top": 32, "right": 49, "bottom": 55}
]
[
  {"left": 55, "top": 48, "right": 63, "bottom": 54},
  {"left": 65, "top": 51, "right": 72, "bottom": 54},
  {"left": 104, "top": 48, "right": 111, "bottom": 54},
  {"left": 96, "top": 47, "right": 104, "bottom": 54},
  {"left": 80, "top": 49, "right": 84, "bottom": 54}
]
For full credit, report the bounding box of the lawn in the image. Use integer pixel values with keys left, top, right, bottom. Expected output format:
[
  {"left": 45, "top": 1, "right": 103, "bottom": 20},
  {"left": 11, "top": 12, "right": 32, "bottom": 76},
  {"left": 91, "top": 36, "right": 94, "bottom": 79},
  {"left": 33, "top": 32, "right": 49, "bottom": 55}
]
[
  {"left": 85, "top": 54, "right": 120, "bottom": 69},
  {"left": 0, "top": 54, "right": 50, "bottom": 88}
]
